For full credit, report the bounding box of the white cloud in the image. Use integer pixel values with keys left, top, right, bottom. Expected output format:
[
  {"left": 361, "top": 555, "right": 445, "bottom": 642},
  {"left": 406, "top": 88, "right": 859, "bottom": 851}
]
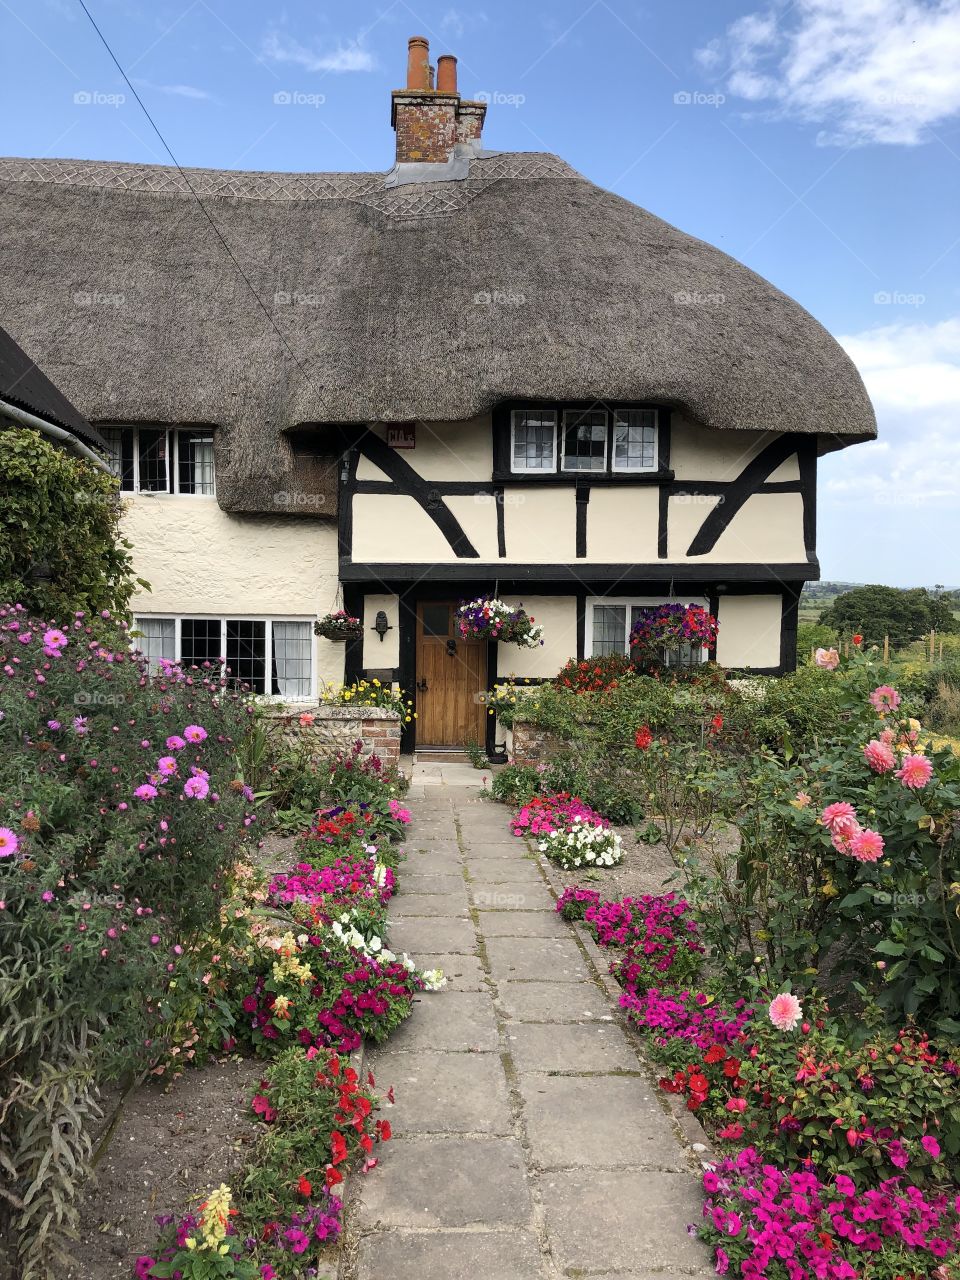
[
  {"left": 134, "top": 80, "right": 215, "bottom": 101},
  {"left": 262, "top": 31, "right": 376, "bottom": 74},
  {"left": 823, "top": 317, "right": 960, "bottom": 504},
  {"left": 698, "top": 0, "right": 960, "bottom": 145}
]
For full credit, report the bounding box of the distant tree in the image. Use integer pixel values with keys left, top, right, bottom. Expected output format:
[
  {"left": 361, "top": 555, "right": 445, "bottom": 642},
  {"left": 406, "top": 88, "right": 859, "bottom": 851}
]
[{"left": 818, "top": 584, "right": 958, "bottom": 651}]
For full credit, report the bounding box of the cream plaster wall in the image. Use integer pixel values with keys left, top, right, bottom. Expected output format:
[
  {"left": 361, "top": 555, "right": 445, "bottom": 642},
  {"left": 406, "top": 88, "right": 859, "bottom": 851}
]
[
  {"left": 121, "top": 495, "right": 344, "bottom": 687},
  {"left": 670, "top": 418, "right": 771, "bottom": 481},
  {"left": 583, "top": 488, "right": 659, "bottom": 562},
  {"left": 502, "top": 487, "right": 577, "bottom": 562},
  {"left": 498, "top": 596, "right": 579, "bottom": 676},
  {"left": 359, "top": 417, "right": 493, "bottom": 481},
  {"left": 446, "top": 494, "right": 501, "bottom": 560},
  {"left": 351, "top": 494, "right": 461, "bottom": 562},
  {"left": 716, "top": 595, "right": 783, "bottom": 669},
  {"left": 361, "top": 594, "right": 401, "bottom": 668},
  {"left": 667, "top": 492, "right": 806, "bottom": 564}
]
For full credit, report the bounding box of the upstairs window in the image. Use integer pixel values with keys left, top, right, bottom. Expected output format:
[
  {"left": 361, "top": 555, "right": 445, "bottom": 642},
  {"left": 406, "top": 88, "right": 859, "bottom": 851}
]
[
  {"left": 511, "top": 409, "right": 557, "bottom": 472},
  {"left": 507, "top": 406, "right": 660, "bottom": 477},
  {"left": 103, "top": 426, "right": 215, "bottom": 495}
]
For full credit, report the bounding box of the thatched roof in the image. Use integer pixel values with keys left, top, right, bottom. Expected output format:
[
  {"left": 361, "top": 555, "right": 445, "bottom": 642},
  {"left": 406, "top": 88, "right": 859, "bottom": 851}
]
[
  {"left": 0, "top": 151, "right": 874, "bottom": 513},
  {"left": 0, "top": 322, "right": 105, "bottom": 449}
]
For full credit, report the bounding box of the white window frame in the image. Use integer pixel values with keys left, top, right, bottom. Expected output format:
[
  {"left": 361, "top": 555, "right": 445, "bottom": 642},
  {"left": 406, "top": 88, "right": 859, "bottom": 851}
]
[
  {"left": 560, "top": 409, "right": 608, "bottom": 473},
  {"left": 510, "top": 409, "right": 557, "bottom": 473},
  {"left": 585, "top": 596, "right": 710, "bottom": 661},
  {"left": 611, "top": 409, "right": 659, "bottom": 474},
  {"left": 105, "top": 426, "right": 216, "bottom": 497},
  {"left": 132, "top": 614, "right": 316, "bottom": 700}
]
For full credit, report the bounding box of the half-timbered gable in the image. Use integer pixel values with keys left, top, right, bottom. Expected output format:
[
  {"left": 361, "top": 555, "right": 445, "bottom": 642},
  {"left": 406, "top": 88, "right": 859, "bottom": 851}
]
[{"left": 0, "top": 34, "right": 875, "bottom": 755}]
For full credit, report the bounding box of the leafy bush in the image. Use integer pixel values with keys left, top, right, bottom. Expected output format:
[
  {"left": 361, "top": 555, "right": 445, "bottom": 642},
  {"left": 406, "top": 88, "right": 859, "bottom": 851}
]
[
  {"left": 490, "top": 763, "right": 541, "bottom": 805},
  {"left": 0, "top": 605, "right": 255, "bottom": 1279},
  {"left": 266, "top": 739, "right": 408, "bottom": 832},
  {"left": 0, "top": 425, "right": 141, "bottom": 618}
]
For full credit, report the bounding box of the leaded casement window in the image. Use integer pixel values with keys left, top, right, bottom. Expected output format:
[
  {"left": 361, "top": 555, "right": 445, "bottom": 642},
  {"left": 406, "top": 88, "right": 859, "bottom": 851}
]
[
  {"left": 586, "top": 597, "right": 709, "bottom": 665},
  {"left": 510, "top": 409, "right": 558, "bottom": 472},
  {"left": 132, "top": 616, "right": 313, "bottom": 698},
  {"left": 508, "top": 407, "right": 659, "bottom": 477},
  {"left": 102, "top": 426, "right": 215, "bottom": 495}
]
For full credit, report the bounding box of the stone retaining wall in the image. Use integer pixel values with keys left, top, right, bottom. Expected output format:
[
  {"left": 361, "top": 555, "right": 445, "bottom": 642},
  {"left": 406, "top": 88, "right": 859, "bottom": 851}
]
[{"left": 262, "top": 705, "right": 401, "bottom": 768}]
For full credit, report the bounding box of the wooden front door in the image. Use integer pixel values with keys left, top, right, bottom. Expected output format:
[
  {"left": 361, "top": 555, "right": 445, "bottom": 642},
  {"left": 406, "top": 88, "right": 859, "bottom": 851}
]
[{"left": 415, "top": 601, "right": 487, "bottom": 748}]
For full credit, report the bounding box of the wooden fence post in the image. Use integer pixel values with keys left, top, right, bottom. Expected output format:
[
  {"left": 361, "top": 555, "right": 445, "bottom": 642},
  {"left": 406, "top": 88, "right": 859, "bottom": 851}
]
[{"left": 883, "top": 635, "right": 889, "bottom": 664}]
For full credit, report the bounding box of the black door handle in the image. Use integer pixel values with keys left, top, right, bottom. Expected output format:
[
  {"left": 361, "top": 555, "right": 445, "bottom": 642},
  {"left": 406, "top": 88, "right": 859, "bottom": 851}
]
[
  {"left": 446, "top": 638, "right": 457, "bottom": 656},
  {"left": 416, "top": 678, "right": 429, "bottom": 691}
]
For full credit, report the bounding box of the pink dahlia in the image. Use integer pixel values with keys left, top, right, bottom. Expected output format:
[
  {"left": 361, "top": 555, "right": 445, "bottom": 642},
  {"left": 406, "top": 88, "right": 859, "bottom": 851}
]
[
  {"left": 821, "top": 802, "right": 859, "bottom": 838},
  {"left": 814, "top": 647, "right": 840, "bottom": 670},
  {"left": 869, "top": 684, "right": 901, "bottom": 714},
  {"left": 850, "top": 828, "right": 884, "bottom": 862},
  {"left": 863, "top": 739, "right": 897, "bottom": 774},
  {"left": 896, "top": 753, "right": 933, "bottom": 790},
  {"left": 768, "top": 992, "right": 802, "bottom": 1031}
]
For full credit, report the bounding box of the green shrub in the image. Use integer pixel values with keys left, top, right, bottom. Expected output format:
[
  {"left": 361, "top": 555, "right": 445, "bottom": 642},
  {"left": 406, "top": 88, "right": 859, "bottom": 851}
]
[
  {"left": 0, "top": 606, "right": 254, "bottom": 1279},
  {"left": 0, "top": 424, "right": 141, "bottom": 617},
  {"left": 490, "top": 763, "right": 541, "bottom": 805}
]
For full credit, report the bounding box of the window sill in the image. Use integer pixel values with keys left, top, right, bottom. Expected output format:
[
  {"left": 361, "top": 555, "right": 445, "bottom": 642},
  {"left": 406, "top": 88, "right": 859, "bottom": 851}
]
[{"left": 493, "top": 469, "right": 674, "bottom": 486}]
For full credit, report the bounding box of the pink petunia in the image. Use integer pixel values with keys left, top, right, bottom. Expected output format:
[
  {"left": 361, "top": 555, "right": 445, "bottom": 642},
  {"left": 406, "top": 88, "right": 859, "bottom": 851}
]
[
  {"left": 921, "top": 1134, "right": 942, "bottom": 1160},
  {"left": 869, "top": 684, "right": 901, "bottom": 714},
  {"left": 769, "top": 992, "right": 802, "bottom": 1031},
  {"left": 183, "top": 776, "right": 209, "bottom": 800},
  {"left": 849, "top": 828, "right": 884, "bottom": 863},
  {"left": 183, "top": 724, "right": 207, "bottom": 743},
  {"left": 897, "top": 753, "right": 933, "bottom": 790},
  {"left": 0, "top": 827, "right": 19, "bottom": 858},
  {"left": 863, "top": 739, "right": 896, "bottom": 774}
]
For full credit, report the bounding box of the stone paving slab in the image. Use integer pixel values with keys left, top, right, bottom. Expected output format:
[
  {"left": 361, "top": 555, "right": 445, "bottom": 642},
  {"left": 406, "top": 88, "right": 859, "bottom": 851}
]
[
  {"left": 465, "top": 861, "right": 546, "bottom": 887},
  {"left": 378, "top": 991, "right": 500, "bottom": 1052},
  {"left": 389, "top": 917, "right": 477, "bottom": 956},
  {"left": 518, "top": 1075, "right": 689, "bottom": 1170},
  {"left": 391, "top": 892, "right": 470, "bottom": 918},
  {"left": 401, "top": 849, "right": 462, "bottom": 875},
  {"left": 476, "top": 909, "right": 569, "bottom": 937},
  {"left": 412, "top": 953, "right": 486, "bottom": 991},
  {"left": 540, "top": 1169, "right": 712, "bottom": 1273},
  {"left": 461, "top": 844, "right": 529, "bottom": 860},
  {"left": 397, "top": 873, "right": 466, "bottom": 895},
  {"left": 366, "top": 1051, "right": 511, "bottom": 1134},
  {"left": 355, "top": 1229, "right": 544, "bottom": 1280},
  {"left": 357, "top": 1136, "right": 532, "bottom": 1229},
  {"left": 471, "top": 884, "right": 555, "bottom": 910},
  {"left": 507, "top": 1021, "right": 639, "bottom": 1073},
  {"left": 497, "top": 979, "right": 615, "bottom": 1023},
  {"left": 483, "top": 935, "right": 594, "bottom": 983}
]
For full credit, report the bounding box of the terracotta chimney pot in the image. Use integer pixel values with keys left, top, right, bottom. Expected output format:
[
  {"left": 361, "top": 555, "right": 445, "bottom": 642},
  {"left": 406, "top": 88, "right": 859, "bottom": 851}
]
[
  {"left": 436, "top": 54, "right": 457, "bottom": 94},
  {"left": 406, "top": 36, "right": 430, "bottom": 91}
]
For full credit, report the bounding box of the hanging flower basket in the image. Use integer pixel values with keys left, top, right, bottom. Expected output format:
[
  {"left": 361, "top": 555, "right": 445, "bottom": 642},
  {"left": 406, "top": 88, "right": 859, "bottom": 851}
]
[
  {"left": 314, "top": 611, "right": 363, "bottom": 642},
  {"left": 456, "top": 598, "right": 544, "bottom": 648},
  {"left": 628, "top": 603, "right": 718, "bottom": 670}
]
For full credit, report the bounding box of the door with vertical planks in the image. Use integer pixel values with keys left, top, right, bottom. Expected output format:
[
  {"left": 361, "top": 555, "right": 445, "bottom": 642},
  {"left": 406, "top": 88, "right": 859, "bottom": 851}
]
[{"left": 415, "top": 601, "right": 487, "bottom": 748}]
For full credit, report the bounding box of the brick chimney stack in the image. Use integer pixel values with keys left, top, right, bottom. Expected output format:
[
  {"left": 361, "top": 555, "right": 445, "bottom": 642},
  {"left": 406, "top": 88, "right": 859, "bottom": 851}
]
[{"left": 391, "top": 36, "right": 487, "bottom": 165}]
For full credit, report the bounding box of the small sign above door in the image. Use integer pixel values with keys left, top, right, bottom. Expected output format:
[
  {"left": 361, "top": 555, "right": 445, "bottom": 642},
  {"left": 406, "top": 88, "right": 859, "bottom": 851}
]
[{"left": 386, "top": 423, "right": 416, "bottom": 450}]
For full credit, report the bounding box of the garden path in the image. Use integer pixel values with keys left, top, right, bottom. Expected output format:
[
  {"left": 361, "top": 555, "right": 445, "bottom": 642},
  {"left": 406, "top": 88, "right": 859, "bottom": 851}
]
[{"left": 346, "top": 785, "right": 715, "bottom": 1280}]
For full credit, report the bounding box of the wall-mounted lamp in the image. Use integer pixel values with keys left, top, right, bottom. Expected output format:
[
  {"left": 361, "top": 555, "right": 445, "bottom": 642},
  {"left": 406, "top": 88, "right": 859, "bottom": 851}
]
[
  {"left": 30, "top": 560, "right": 52, "bottom": 583},
  {"left": 373, "top": 610, "right": 393, "bottom": 642}
]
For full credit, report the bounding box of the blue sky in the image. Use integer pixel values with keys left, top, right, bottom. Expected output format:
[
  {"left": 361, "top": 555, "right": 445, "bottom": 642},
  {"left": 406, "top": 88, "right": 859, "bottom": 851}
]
[{"left": 3, "top": 0, "right": 960, "bottom": 586}]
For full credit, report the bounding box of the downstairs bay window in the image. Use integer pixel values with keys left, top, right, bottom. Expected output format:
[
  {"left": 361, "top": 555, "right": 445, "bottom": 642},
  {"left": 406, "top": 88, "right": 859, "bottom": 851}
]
[
  {"left": 132, "top": 615, "right": 314, "bottom": 698},
  {"left": 587, "top": 596, "right": 710, "bottom": 666}
]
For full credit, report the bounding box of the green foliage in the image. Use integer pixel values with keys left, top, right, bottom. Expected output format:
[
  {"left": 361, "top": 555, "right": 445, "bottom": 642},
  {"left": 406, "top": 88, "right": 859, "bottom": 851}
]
[
  {"left": 462, "top": 739, "right": 488, "bottom": 769},
  {"left": 819, "top": 584, "right": 958, "bottom": 650},
  {"left": 744, "top": 664, "right": 852, "bottom": 756},
  {"left": 0, "top": 424, "right": 142, "bottom": 617},
  {"left": 0, "top": 609, "right": 255, "bottom": 1279},
  {"left": 490, "top": 763, "right": 541, "bottom": 806},
  {"left": 265, "top": 739, "right": 407, "bottom": 832},
  {"left": 796, "top": 620, "right": 838, "bottom": 660}
]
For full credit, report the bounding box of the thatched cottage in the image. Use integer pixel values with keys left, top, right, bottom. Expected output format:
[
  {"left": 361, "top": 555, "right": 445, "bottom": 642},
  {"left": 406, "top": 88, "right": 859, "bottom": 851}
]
[{"left": 0, "top": 36, "right": 874, "bottom": 754}]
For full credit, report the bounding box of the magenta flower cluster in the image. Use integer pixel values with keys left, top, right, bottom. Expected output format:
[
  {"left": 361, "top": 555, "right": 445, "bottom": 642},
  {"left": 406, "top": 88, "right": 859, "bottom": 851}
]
[
  {"left": 620, "top": 986, "right": 754, "bottom": 1051},
  {"left": 267, "top": 858, "right": 395, "bottom": 911},
  {"left": 702, "top": 1145, "right": 960, "bottom": 1278},
  {"left": 511, "top": 794, "right": 608, "bottom": 837}
]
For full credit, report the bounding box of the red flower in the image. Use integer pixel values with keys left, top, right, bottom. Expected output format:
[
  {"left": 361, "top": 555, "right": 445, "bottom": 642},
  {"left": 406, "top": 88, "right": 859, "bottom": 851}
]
[
  {"left": 704, "top": 1044, "right": 726, "bottom": 1064},
  {"left": 297, "top": 1175, "right": 312, "bottom": 1197},
  {"left": 377, "top": 1119, "right": 392, "bottom": 1141},
  {"left": 634, "top": 725, "right": 653, "bottom": 750},
  {"left": 325, "top": 1166, "right": 343, "bottom": 1189},
  {"left": 330, "top": 1131, "right": 349, "bottom": 1165},
  {"left": 852, "top": 634, "right": 863, "bottom": 646}
]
